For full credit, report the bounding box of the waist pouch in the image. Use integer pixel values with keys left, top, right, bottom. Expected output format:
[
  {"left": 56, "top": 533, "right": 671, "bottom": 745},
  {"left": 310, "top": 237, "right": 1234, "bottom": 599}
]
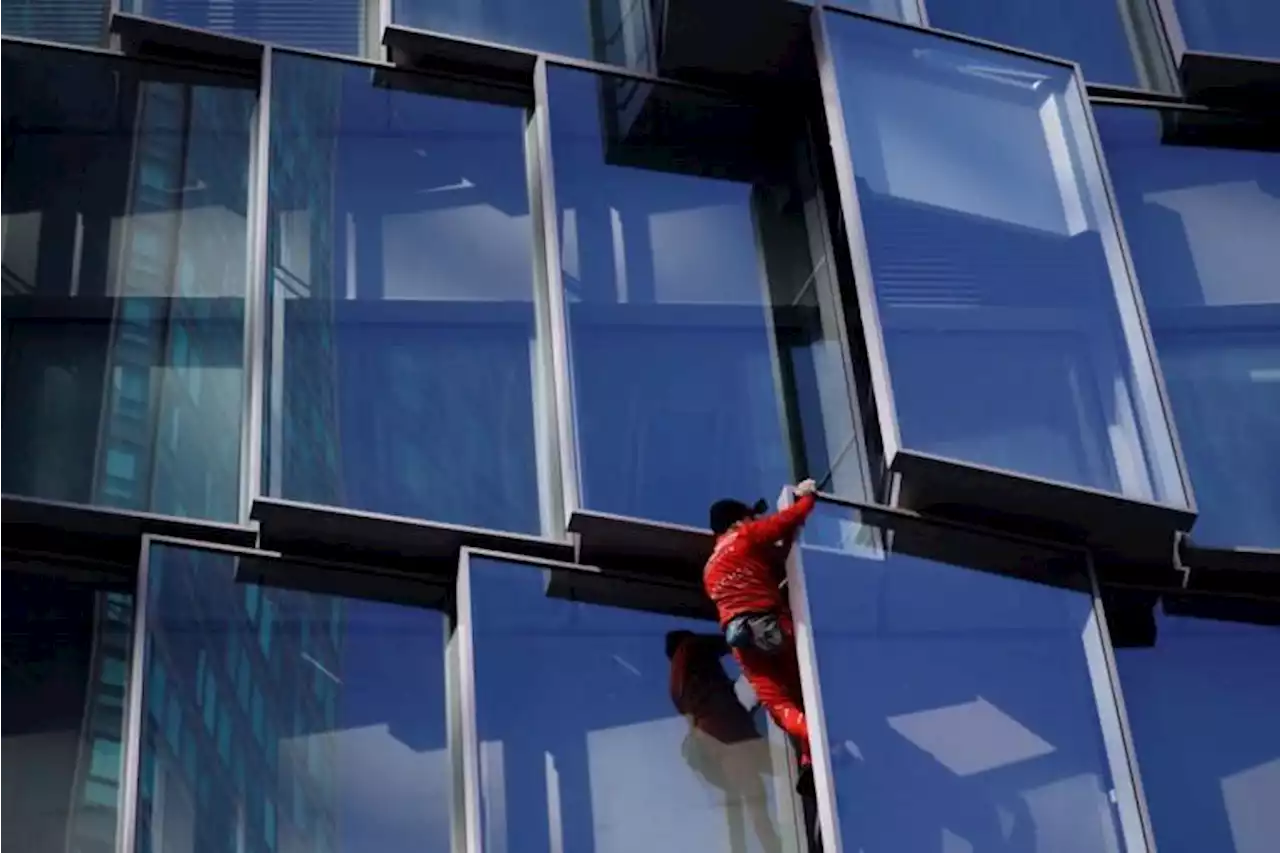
[{"left": 725, "top": 612, "right": 784, "bottom": 653}]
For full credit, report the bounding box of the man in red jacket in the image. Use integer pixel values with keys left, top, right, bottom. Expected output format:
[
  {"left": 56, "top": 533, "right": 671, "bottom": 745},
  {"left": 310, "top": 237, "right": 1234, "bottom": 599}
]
[{"left": 703, "top": 479, "right": 818, "bottom": 772}]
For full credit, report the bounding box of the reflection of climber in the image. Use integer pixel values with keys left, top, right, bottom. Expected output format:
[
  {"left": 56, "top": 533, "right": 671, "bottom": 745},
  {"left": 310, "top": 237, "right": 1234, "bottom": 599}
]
[
  {"left": 703, "top": 480, "right": 817, "bottom": 778},
  {"left": 666, "top": 630, "right": 782, "bottom": 853}
]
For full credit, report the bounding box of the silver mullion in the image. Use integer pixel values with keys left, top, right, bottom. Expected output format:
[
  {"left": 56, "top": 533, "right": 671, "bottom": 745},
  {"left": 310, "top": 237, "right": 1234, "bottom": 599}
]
[
  {"left": 239, "top": 45, "right": 272, "bottom": 524},
  {"left": 782, "top": 487, "right": 846, "bottom": 853},
  {"left": 1086, "top": 561, "right": 1162, "bottom": 852},
  {"left": 531, "top": 57, "right": 583, "bottom": 527},
  {"left": 115, "top": 535, "right": 157, "bottom": 853},
  {"left": 1149, "top": 0, "right": 1189, "bottom": 63},
  {"left": 810, "top": 6, "right": 905, "bottom": 478},
  {"left": 454, "top": 550, "right": 485, "bottom": 853}
]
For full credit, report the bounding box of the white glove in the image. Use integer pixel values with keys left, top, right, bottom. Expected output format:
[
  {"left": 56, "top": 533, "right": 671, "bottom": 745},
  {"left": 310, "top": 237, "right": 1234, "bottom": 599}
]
[{"left": 795, "top": 478, "right": 817, "bottom": 497}]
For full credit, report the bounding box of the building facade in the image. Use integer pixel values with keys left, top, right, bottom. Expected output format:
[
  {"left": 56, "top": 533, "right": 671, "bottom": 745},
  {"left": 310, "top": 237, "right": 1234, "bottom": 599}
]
[{"left": 2, "top": 2, "right": 1276, "bottom": 853}]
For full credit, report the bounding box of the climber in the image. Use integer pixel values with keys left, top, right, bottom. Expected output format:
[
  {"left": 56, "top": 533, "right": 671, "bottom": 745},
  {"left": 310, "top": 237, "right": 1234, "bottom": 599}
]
[{"left": 703, "top": 479, "right": 818, "bottom": 775}]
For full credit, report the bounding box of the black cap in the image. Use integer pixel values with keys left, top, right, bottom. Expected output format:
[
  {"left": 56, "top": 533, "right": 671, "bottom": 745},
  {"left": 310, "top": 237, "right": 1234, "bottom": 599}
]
[
  {"left": 665, "top": 630, "right": 694, "bottom": 659},
  {"left": 709, "top": 497, "right": 769, "bottom": 536}
]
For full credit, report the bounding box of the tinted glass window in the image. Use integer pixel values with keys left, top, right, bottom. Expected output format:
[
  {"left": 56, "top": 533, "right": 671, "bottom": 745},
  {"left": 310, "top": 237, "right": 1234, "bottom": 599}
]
[
  {"left": 548, "top": 65, "right": 869, "bottom": 527},
  {"left": 924, "top": 0, "right": 1172, "bottom": 89},
  {"left": 1096, "top": 106, "right": 1280, "bottom": 547},
  {"left": 125, "top": 0, "right": 363, "bottom": 56},
  {"left": 264, "top": 53, "right": 551, "bottom": 535},
  {"left": 2, "top": 43, "right": 254, "bottom": 522},
  {"left": 1172, "top": 0, "right": 1280, "bottom": 60},
  {"left": 2, "top": 0, "right": 107, "bottom": 46},
  {"left": 3, "top": 558, "right": 134, "bottom": 853},
  {"left": 823, "top": 12, "right": 1186, "bottom": 506},
  {"left": 135, "top": 544, "right": 452, "bottom": 853},
  {"left": 1116, "top": 605, "right": 1280, "bottom": 853},
  {"left": 466, "top": 554, "right": 799, "bottom": 853},
  {"left": 797, "top": 498, "right": 1147, "bottom": 852}
]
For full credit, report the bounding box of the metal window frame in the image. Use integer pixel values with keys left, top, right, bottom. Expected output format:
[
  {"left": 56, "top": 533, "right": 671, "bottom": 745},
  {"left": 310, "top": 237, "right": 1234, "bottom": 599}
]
[
  {"left": 240, "top": 43, "right": 271, "bottom": 524},
  {"left": 783, "top": 489, "right": 1161, "bottom": 853},
  {"left": 810, "top": 5, "right": 1199, "bottom": 561},
  {"left": 1147, "top": 0, "right": 1280, "bottom": 109},
  {"left": 533, "top": 52, "right": 879, "bottom": 574}
]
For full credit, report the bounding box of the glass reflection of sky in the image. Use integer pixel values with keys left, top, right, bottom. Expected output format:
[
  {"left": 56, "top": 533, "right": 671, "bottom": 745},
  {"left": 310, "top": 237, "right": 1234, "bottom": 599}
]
[
  {"left": 1096, "top": 106, "right": 1280, "bottom": 548},
  {"left": 1117, "top": 607, "right": 1280, "bottom": 853},
  {"left": 797, "top": 499, "right": 1129, "bottom": 853},
  {"left": 469, "top": 555, "right": 798, "bottom": 853},
  {"left": 826, "top": 12, "right": 1187, "bottom": 507},
  {"left": 266, "top": 53, "right": 544, "bottom": 535}
]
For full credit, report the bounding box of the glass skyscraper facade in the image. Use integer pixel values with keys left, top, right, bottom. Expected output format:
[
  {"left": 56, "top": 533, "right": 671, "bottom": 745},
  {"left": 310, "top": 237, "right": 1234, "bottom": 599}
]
[{"left": 3, "top": 3, "right": 1276, "bottom": 853}]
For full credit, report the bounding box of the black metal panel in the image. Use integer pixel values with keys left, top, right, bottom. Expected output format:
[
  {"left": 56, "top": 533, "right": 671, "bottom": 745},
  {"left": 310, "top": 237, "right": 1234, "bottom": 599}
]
[
  {"left": 1180, "top": 50, "right": 1280, "bottom": 112},
  {"left": 111, "top": 12, "right": 263, "bottom": 75},
  {"left": 1181, "top": 537, "right": 1280, "bottom": 598},
  {"left": 810, "top": 494, "right": 1092, "bottom": 594},
  {"left": 543, "top": 564, "right": 715, "bottom": 620},
  {"left": 654, "top": 0, "right": 811, "bottom": 86},
  {"left": 892, "top": 450, "right": 1197, "bottom": 568},
  {"left": 1160, "top": 105, "right": 1280, "bottom": 151},
  {"left": 569, "top": 509, "right": 713, "bottom": 584},
  {"left": 2, "top": 494, "right": 258, "bottom": 568},
  {"left": 252, "top": 496, "right": 573, "bottom": 580},
  {"left": 383, "top": 24, "right": 537, "bottom": 88},
  {"left": 235, "top": 555, "right": 450, "bottom": 609}
]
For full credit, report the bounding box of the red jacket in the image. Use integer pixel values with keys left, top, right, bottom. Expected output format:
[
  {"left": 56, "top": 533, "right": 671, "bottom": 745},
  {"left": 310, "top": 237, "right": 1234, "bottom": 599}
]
[{"left": 702, "top": 494, "right": 816, "bottom": 628}]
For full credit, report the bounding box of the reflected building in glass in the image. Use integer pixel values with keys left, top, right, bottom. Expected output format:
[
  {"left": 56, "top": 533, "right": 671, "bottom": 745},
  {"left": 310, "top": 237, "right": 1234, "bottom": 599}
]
[{"left": 2, "top": 3, "right": 1278, "bottom": 853}]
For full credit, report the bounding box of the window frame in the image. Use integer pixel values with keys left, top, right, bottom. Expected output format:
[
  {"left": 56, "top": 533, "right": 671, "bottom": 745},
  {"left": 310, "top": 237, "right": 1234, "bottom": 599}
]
[
  {"left": 783, "top": 488, "right": 1161, "bottom": 853},
  {"left": 811, "top": 5, "right": 1199, "bottom": 564}
]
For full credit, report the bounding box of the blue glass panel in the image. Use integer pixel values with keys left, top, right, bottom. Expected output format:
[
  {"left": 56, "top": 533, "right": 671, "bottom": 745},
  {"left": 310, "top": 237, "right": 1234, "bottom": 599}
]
[
  {"left": 1172, "top": 0, "right": 1280, "bottom": 60},
  {"left": 798, "top": 498, "right": 1141, "bottom": 852},
  {"left": 1116, "top": 606, "right": 1280, "bottom": 853},
  {"left": 2, "top": 560, "right": 134, "bottom": 851},
  {"left": 2, "top": 42, "right": 253, "bottom": 522},
  {"left": 125, "top": 0, "right": 363, "bottom": 56},
  {"left": 924, "top": 0, "right": 1169, "bottom": 88},
  {"left": 1096, "top": 107, "right": 1280, "bottom": 547},
  {"left": 468, "top": 555, "right": 796, "bottom": 853},
  {"left": 824, "top": 13, "right": 1186, "bottom": 505},
  {"left": 136, "top": 544, "right": 450, "bottom": 852},
  {"left": 2, "top": 0, "right": 107, "bottom": 46},
  {"left": 548, "top": 65, "right": 869, "bottom": 527},
  {"left": 264, "top": 52, "right": 548, "bottom": 535}
]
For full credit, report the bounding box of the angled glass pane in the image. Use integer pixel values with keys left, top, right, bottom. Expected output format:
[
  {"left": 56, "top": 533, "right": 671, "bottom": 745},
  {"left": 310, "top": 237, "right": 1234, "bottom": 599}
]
[
  {"left": 263, "top": 53, "right": 551, "bottom": 536},
  {"left": 123, "top": 0, "right": 363, "bottom": 56},
  {"left": 823, "top": 12, "right": 1186, "bottom": 506},
  {"left": 1116, "top": 604, "right": 1280, "bottom": 853},
  {"left": 2, "top": 42, "right": 254, "bottom": 522},
  {"left": 923, "top": 0, "right": 1173, "bottom": 89},
  {"left": 393, "top": 0, "right": 658, "bottom": 68},
  {"left": 2, "top": 0, "right": 108, "bottom": 46},
  {"left": 548, "top": 65, "right": 868, "bottom": 528},
  {"left": 796, "top": 498, "right": 1146, "bottom": 853},
  {"left": 467, "top": 554, "right": 803, "bottom": 853},
  {"left": 1171, "top": 0, "right": 1280, "bottom": 60},
  {"left": 1096, "top": 106, "right": 1280, "bottom": 548},
  {"left": 3, "top": 558, "right": 134, "bottom": 853},
  {"left": 135, "top": 543, "right": 452, "bottom": 853}
]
